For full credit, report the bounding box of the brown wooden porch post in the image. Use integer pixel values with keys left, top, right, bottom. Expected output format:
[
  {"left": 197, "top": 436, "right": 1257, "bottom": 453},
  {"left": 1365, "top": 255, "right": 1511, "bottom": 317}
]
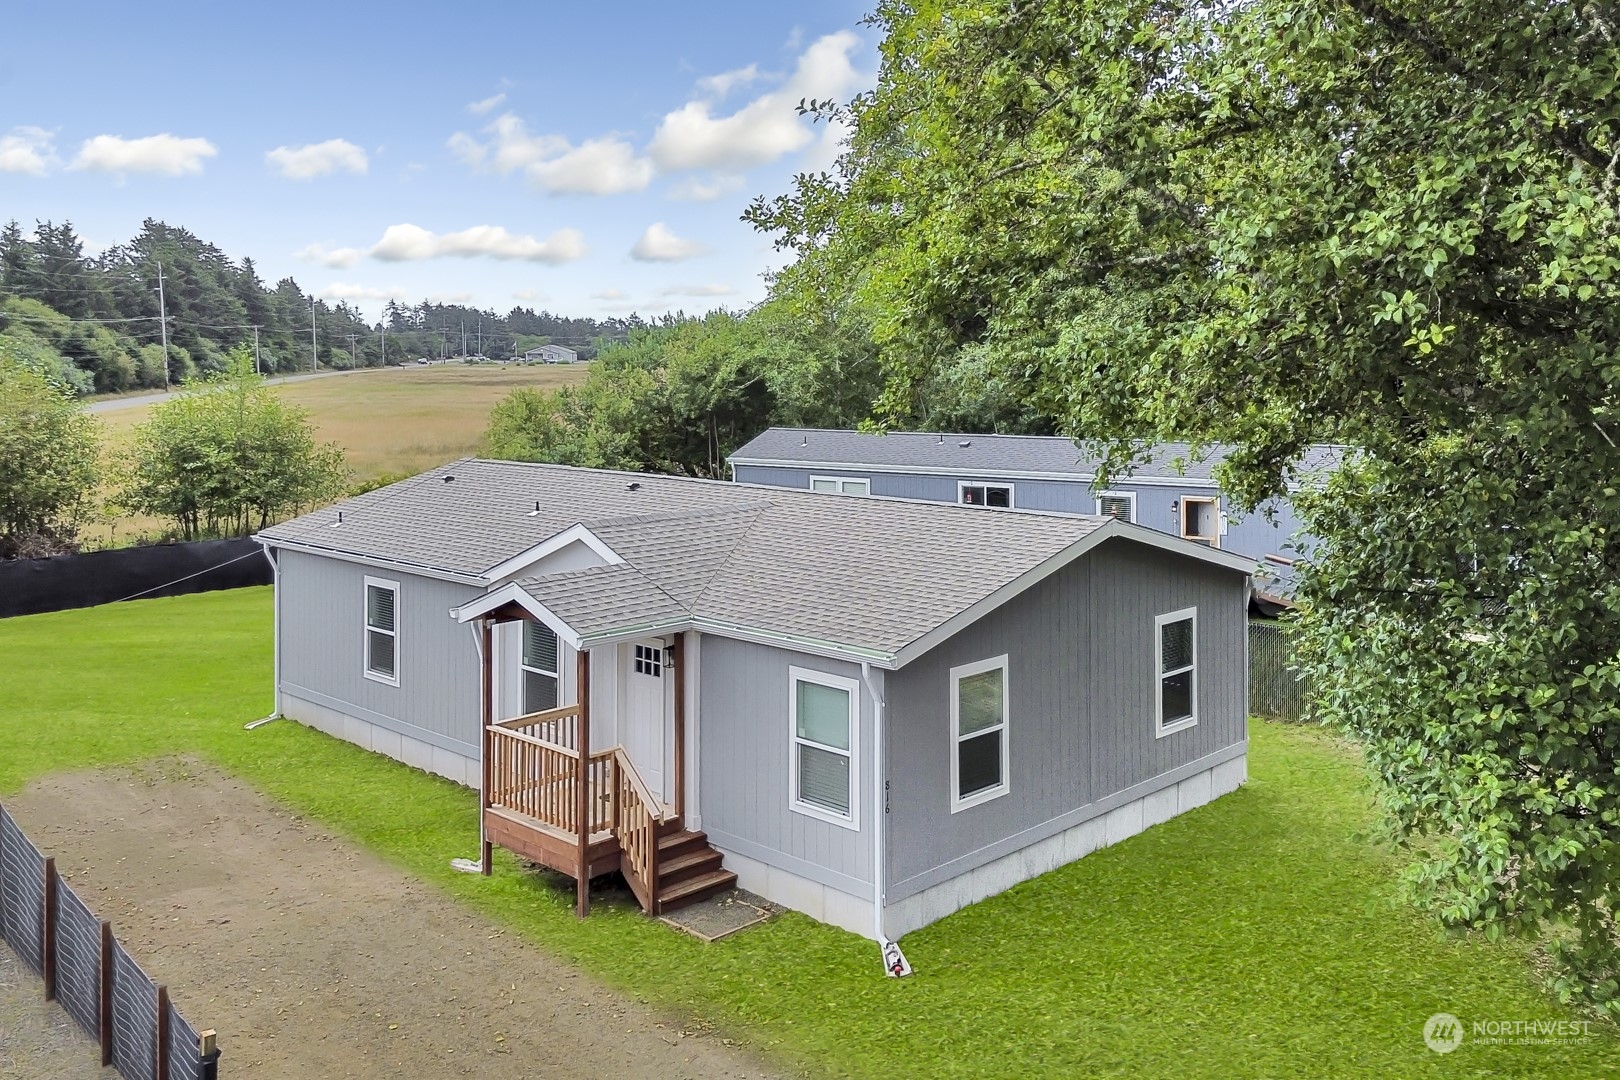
[
  {"left": 479, "top": 618, "right": 494, "bottom": 876},
  {"left": 672, "top": 633, "right": 686, "bottom": 822},
  {"left": 575, "top": 647, "right": 592, "bottom": 917}
]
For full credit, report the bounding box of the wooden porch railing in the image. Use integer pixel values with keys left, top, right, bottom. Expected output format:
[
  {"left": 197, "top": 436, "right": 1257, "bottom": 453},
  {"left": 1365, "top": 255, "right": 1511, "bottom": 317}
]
[
  {"left": 487, "top": 710, "right": 615, "bottom": 836},
  {"left": 612, "top": 747, "right": 662, "bottom": 913},
  {"left": 493, "top": 703, "right": 580, "bottom": 752}
]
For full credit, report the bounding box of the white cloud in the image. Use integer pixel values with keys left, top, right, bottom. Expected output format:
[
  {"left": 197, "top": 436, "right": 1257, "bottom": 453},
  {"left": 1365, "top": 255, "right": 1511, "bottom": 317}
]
[
  {"left": 528, "top": 136, "right": 653, "bottom": 195},
  {"left": 648, "top": 31, "right": 862, "bottom": 173},
  {"left": 630, "top": 222, "right": 709, "bottom": 262},
  {"left": 667, "top": 174, "right": 744, "bottom": 202},
  {"left": 0, "top": 127, "right": 57, "bottom": 176},
  {"left": 70, "top": 133, "right": 217, "bottom": 175},
  {"left": 296, "top": 243, "right": 365, "bottom": 269},
  {"left": 512, "top": 288, "right": 551, "bottom": 304},
  {"left": 266, "top": 139, "right": 368, "bottom": 180},
  {"left": 449, "top": 114, "right": 653, "bottom": 195},
  {"left": 591, "top": 288, "right": 628, "bottom": 301},
  {"left": 369, "top": 223, "right": 587, "bottom": 263},
  {"left": 467, "top": 92, "right": 508, "bottom": 115},
  {"left": 660, "top": 283, "right": 734, "bottom": 297},
  {"left": 696, "top": 64, "right": 762, "bottom": 99}
]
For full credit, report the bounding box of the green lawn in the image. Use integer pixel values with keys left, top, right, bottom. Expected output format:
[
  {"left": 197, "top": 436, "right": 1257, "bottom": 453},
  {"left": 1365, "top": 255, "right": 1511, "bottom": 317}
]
[{"left": 1, "top": 588, "right": 1615, "bottom": 1078}]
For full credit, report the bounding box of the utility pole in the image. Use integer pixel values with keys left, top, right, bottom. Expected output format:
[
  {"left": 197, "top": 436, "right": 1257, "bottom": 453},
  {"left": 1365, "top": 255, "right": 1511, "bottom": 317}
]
[
  {"left": 379, "top": 322, "right": 386, "bottom": 367},
  {"left": 460, "top": 319, "right": 467, "bottom": 360},
  {"left": 310, "top": 296, "right": 318, "bottom": 372},
  {"left": 155, "top": 262, "right": 170, "bottom": 391},
  {"left": 252, "top": 325, "right": 262, "bottom": 375},
  {"left": 477, "top": 315, "right": 483, "bottom": 358},
  {"left": 347, "top": 333, "right": 359, "bottom": 368}
]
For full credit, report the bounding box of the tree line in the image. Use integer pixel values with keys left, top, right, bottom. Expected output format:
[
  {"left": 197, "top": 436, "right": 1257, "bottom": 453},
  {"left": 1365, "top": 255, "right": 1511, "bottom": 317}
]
[
  {"left": 0, "top": 218, "right": 640, "bottom": 395},
  {"left": 479, "top": 0, "right": 1620, "bottom": 1017}
]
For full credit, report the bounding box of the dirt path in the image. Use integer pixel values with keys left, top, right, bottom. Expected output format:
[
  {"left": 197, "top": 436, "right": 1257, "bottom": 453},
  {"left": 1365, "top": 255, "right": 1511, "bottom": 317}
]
[{"left": 4, "top": 760, "right": 785, "bottom": 1079}]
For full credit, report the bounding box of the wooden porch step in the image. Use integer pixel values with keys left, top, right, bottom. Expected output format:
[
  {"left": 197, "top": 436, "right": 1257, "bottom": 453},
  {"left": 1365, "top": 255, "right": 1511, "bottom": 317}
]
[
  {"left": 658, "top": 828, "right": 712, "bottom": 861},
  {"left": 659, "top": 846, "right": 725, "bottom": 888},
  {"left": 658, "top": 868, "right": 738, "bottom": 912}
]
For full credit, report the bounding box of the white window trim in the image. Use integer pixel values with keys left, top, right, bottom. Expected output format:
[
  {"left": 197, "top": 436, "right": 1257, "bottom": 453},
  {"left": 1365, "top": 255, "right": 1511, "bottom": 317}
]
[
  {"left": 949, "top": 654, "right": 1011, "bottom": 812},
  {"left": 1180, "top": 496, "right": 1222, "bottom": 547},
  {"left": 521, "top": 621, "right": 561, "bottom": 713},
  {"left": 787, "top": 666, "right": 861, "bottom": 831},
  {"left": 1096, "top": 490, "right": 1137, "bottom": 522},
  {"left": 808, "top": 475, "right": 871, "bottom": 496},
  {"left": 957, "top": 479, "right": 1016, "bottom": 509},
  {"left": 1155, "top": 607, "right": 1197, "bottom": 737},
  {"left": 363, "top": 575, "right": 401, "bottom": 687}
]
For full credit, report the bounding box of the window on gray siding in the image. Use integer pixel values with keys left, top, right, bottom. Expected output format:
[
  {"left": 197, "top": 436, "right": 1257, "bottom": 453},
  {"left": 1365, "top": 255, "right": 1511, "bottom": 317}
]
[
  {"left": 959, "top": 482, "right": 1013, "bottom": 508},
  {"left": 1097, "top": 492, "right": 1136, "bottom": 522},
  {"left": 951, "top": 655, "right": 1010, "bottom": 811},
  {"left": 364, "top": 578, "right": 399, "bottom": 685},
  {"left": 521, "top": 621, "right": 560, "bottom": 713},
  {"left": 789, "top": 668, "right": 860, "bottom": 829},
  {"left": 1156, "top": 608, "right": 1197, "bottom": 736},
  {"left": 810, "top": 476, "right": 870, "bottom": 495}
]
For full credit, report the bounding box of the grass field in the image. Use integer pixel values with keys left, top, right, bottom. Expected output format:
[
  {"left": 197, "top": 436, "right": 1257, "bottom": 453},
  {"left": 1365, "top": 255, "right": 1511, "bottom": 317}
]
[
  {"left": 2, "top": 589, "right": 1616, "bottom": 1078},
  {"left": 87, "top": 364, "right": 587, "bottom": 545}
]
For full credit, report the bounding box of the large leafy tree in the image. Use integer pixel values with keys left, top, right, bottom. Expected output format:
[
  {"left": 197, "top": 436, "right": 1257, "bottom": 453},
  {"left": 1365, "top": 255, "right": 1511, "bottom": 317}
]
[
  {"left": 751, "top": 1, "right": 1620, "bottom": 1008},
  {"left": 0, "top": 355, "right": 98, "bottom": 557},
  {"left": 118, "top": 348, "right": 346, "bottom": 538}
]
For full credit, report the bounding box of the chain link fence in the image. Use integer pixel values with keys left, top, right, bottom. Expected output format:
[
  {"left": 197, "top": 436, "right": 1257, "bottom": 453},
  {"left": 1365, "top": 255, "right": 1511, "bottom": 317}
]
[
  {"left": 0, "top": 804, "right": 219, "bottom": 1079},
  {"left": 1250, "top": 619, "right": 1309, "bottom": 722}
]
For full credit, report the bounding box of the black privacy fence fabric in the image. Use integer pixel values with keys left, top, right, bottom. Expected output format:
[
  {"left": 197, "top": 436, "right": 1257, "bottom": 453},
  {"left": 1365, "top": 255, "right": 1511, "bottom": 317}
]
[
  {"left": 54, "top": 880, "right": 102, "bottom": 1040},
  {"left": 0, "top": 537, "right": 271, "bottom": 618},
  {"left": 0, "top": 808, "right": 45, "bottom": 975},
  {"left": 0, "top": 804, "right": 220, "bottom": 1079}
]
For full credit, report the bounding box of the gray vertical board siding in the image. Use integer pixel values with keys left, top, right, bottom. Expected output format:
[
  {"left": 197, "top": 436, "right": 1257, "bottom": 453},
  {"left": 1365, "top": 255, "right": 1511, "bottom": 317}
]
[
  {"left": 697, "top": 635, "right": 873, "bottom": 888},
  {"left": 884, "top": 538, "right": 1248, "bottom": 895},
  {"left": 276, "top": 550, "right": 484, "bottom": 756},
  {"left": 734, "top": 464, "right": 1310, "bottom": 565}
]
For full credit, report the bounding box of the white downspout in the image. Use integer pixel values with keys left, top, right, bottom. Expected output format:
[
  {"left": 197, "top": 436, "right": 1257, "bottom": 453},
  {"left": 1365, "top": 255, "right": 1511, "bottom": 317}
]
[
  {"left": 246, "top": 545, "right": 282, "bottom": 730},
  {"left": 450, "top": 617, "right": 491, "bottom": 874},
  {"left": 862, "top": 662, "right": 911, "bottom": 976}
]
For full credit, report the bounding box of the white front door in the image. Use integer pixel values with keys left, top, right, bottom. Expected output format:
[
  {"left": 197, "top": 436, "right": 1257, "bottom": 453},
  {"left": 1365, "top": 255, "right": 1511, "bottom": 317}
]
[{"left": 621, "top": 638, "right": 669, "bottom": 805}]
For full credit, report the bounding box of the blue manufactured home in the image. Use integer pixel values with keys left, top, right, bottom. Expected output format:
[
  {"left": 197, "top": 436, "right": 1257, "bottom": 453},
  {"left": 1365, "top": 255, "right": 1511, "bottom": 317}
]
[
  {"left": 256, "top": 459, "right": 1253, "bottom": 958},
  {"left": 729, "top": 428, "right": 1342, "bottom": 606}
]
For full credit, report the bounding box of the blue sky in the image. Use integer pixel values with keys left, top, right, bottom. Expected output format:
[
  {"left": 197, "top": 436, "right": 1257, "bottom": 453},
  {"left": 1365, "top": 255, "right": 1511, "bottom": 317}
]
[{"left": 0, "top": 1, "right": 875, "bottom": 320}]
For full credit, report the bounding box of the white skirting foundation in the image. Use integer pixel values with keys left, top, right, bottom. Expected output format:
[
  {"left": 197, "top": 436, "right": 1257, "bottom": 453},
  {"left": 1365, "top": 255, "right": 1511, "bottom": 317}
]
[
  {"left": 883, "top": 754, "right": 1246, "bottom": 939},
  {"left": 281, "top": 693, "right": 480, "bottom": 789}
]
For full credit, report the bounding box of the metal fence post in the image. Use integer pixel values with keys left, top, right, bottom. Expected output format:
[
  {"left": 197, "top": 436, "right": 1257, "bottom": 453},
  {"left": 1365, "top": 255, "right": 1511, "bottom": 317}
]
[
  {"left": 100, "top": 920, "right": 114, "bottom": 1067},
  {"left": 200, "top": 1030, "right": 220, "bottom": 1080},
  {"left": 41, "top": 857, "right": 56, "bottom": 1001},
  {"left": 157, "top": 983, "right": 171, "bottom": 1080}
]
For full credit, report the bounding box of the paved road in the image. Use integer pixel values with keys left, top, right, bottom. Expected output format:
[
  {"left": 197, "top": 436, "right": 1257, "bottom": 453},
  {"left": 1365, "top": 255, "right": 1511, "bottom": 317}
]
[{"left": 85, "top": 367, "right": 363, "bottom": 414}]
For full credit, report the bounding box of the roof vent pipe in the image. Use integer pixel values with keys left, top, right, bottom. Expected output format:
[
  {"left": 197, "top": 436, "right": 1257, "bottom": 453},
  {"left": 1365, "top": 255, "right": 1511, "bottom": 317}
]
[
  {"left": 526, "top": 501, "right": 542, "bottom": 517},
  {"left": 331, "top": 511, "right": 343, "bottom": 528}
]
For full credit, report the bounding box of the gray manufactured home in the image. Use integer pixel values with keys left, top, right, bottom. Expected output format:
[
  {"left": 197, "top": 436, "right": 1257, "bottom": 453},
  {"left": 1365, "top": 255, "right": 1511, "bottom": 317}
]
[
  {"left": 256, "top": 459, "right": 1252, "bottom": 945},
  {"left": 730, "top": 428, "right": 1343, "bottom": 606}
]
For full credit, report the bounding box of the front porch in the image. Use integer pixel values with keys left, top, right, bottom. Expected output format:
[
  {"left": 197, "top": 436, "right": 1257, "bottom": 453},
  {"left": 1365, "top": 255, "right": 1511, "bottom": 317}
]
[{"left": 473, "top": 622, "right": 734, "bottom": 917}]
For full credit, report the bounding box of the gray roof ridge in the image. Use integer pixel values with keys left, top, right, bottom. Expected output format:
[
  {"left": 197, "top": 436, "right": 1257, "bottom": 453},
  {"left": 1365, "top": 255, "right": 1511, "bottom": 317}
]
[
  {"left": 581, "top": 499, "right": 774, "bottom": 531},
  {"left": 685, "top": 503, "right": 773, "bottom": 615},
  {"left": 518, "top": 560, "right": 697, "bottom": 622}
]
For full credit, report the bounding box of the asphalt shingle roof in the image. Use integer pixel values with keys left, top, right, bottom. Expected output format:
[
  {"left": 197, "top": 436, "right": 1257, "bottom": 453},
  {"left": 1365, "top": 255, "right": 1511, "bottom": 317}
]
[
  {"left": 728, "top": 427, "right": 1345, "bottom": 484},
  {"left": 260, "top": 458, "right": 1239, "bottom": 661}
]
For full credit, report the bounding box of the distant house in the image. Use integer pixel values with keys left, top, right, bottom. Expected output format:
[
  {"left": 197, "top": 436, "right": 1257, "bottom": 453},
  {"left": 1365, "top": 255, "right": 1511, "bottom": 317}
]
[
  {"left": 729, "top": 428, "right": 1343, "bottom": 608},
  {"left": 255, "top": 460, "right": 1251, "bottom": 947},
  {"left": 524, "top": 344, "right": 578, "bottom": 364}
]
